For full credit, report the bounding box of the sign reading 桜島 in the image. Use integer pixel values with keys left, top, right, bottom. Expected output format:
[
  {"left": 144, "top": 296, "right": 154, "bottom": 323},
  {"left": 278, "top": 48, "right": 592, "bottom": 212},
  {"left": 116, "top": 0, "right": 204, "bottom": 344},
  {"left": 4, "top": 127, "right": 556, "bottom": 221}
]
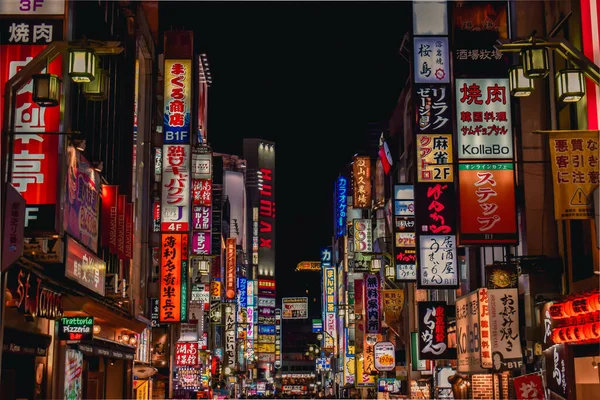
[
  {"left": 456, "top": 78, "right": 513, "bottom": 160},
  {"left": 548, "top": 130, "right": 599, "bottom": 219},
  {"left": 413, "top": 37, "right": 450, "bottom": 84}
]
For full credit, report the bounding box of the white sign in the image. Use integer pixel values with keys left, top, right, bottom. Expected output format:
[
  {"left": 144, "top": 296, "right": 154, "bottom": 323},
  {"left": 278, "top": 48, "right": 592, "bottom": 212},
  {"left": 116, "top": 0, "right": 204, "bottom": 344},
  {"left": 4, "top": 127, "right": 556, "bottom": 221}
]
[
  {"left": 192, "top": 152, "right": 211, "bottom": 180},
  {"left": 282, "top": 297, "right": 309, "bottom": 319},
  {"left": 456, "top": 78, "right": 514, "bottom": 159},
  {"left": 374, "top": 341, "right": 395, "bottom": 371},
  {"left": 161, "top": 144, "right": 190, "bottom": 232},
  {"left": 412, "top": 1, "right": 448, "bottom": 35},
  {"left": 419, "top": 235, "right": 458, "bottom": 287},
  {"left": 258, "top": 297, "right": 276, "bottom": 308},
  {"left": 191, "top": 284, "right": 209, "bottom": 304},
  {"left": 414, "top": 37, "right": 449, "bottom": 84},
  {"left": 455, "top": 290, "right": 485, "bottom": 373},
  {"left": 1, "top": 0, "right": 65, "bottom": 15},
  {"left": 489, "top": 288, "right": 523, "bottom": 371},
  {"left": 354, "top": 219, "right": 373, "bottom": 253},
  {"left": 225, "top": 309, "right": 236, "bottom": 369}
]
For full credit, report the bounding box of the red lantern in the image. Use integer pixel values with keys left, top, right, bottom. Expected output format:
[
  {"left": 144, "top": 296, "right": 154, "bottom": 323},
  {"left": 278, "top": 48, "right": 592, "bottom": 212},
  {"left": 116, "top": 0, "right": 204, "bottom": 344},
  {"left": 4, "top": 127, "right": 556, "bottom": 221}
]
[
  {"left": 572, "top": 325, "right": 586, "bottom": 341},
  {"left": 563, "top": 301, "right": 577, "bottom": 317},
  {"left": 586, "top": 321, "right": 600, "bottom": 340},
  {"left": 549, "top": 303, "right": 569, "bottom": 319},
  {"left": 588, "top": 293, "right": 600, "bottom": 312},
  {"left": 552, "top": 328, "right": 563, "bottom": 344},
  {"left": 565, "top": 326, "right": 577, "bottom": 342},
  {"left": 572, "top": 297, "right": 591, "bottom": 315}
]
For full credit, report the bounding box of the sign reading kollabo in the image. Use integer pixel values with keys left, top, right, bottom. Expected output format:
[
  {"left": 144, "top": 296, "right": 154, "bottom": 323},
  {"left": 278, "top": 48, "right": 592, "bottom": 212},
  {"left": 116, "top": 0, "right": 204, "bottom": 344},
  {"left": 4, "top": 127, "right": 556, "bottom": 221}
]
[
  {"left": 58, "top": 316, "right": 94, "bottom": 341},
  {"left": 455, "top": 78, "right": 513, "bottom": 159}
]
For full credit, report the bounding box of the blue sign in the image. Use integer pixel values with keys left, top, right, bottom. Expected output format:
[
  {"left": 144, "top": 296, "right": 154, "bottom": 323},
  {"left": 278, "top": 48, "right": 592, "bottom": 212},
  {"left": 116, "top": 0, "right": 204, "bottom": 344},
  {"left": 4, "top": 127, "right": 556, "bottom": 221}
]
[
  {"left": 258, "top": 325, "right": 275, "bottom": 335},
  {"left": 312, "top": 319, "right": 323, "bottom": 333},
  {"left": 334, "top": 176, "right": 347, "bottom": 237},
  {"left": 238, "top": 277, "right": 248, "bottom": 308},
  {"left": 320, "top": 246, "right": 332, "bottom": 267}
]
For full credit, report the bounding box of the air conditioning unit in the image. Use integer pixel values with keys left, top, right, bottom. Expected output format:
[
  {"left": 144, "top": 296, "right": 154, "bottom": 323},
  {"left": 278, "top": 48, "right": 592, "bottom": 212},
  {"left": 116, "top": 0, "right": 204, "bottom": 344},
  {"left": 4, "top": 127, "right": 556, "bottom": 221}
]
[{"left": 105, "top": 273, "right": 119, "bottom": 296}]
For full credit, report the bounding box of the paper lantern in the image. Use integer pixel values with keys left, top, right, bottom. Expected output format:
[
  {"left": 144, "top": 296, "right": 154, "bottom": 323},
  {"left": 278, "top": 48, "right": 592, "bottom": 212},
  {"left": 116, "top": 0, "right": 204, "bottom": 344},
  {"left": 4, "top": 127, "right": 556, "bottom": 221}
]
[
  {"left": 556, "top": 69, "right": 586, "bottom": 103},
  {"left": 588, "top": 293, "right": 600, "bottom": 312},
  {"left": 521, "top": 46, "right": 549, "bottom": 79},
  {"left": 572, "top": 297, "right": 592, "bottom": 315},
  {"left": 68, "top": 48, "right": 97, "bottom": 83},
  {"left": 552, "top": 328, "right": 563, "bottom": 344},
  {"left": 550, "top": 303, "right": 569, "bottom": 319},
  {"left": 509, "top": 66, "right": 534, "bottom": 97}
]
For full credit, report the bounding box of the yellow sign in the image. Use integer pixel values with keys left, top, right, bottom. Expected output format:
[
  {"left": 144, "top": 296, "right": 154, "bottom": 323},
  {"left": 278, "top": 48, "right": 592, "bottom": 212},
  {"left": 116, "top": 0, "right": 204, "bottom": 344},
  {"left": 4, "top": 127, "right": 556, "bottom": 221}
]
[
  {"left": 135, "top": 380, "right": 149, "bottom": 400},
  {"left": 255, "top": 343, "right": 275, "bottom": 353},
  {"left": 210, "top": 280, "right": 221, "bottom": 298},
  {"left": 417, "top": 134, "right": 454, "bottom": 182},
  {"left": 355, "top": 353, "right": 376, "bottom": 388},
  {"left": 296, "top": 261, "right": 321, "bottom": 271},
  {"left": 548, "top": 130, "right": 599, "bottom": 219},
  {"left": 382, "top": 289, "right": 405, "bottom": 325}
]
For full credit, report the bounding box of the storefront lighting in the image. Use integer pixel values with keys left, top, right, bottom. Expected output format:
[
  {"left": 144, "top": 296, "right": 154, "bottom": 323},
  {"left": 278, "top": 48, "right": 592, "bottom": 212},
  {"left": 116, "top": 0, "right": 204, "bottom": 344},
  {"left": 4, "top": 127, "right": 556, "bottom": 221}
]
[
  {"left": 384, "top": 263, "right": 395, "bottom": 280},
  {"left": 68, "top": 48, "right": 98, "bottom": 83},
  {"left": 521, "top": 46, "right": 549, "bottom": 79},
  {"left": 316, "top": 333, "right": 323, "bottom": 341},
  {"left": 83, "top": 65, "right": 108, "bottom": 101},
  {"left": 121, "top": 334, "right": 130, "bottom": 343},
  {"left": 93, "top": 325, "right": 101, "bottom": 334},
  {"left": 556, "top": 69, "right": 586, "bottom": 103},
  {"left": 32, "top": 73, "right": 61, "bottom": 107},
  {"left": 509, "top": 66, "right": 534, "bottom": 97},
  {"left": 129, "top": 336, "right": 137, "bottom": 346}
]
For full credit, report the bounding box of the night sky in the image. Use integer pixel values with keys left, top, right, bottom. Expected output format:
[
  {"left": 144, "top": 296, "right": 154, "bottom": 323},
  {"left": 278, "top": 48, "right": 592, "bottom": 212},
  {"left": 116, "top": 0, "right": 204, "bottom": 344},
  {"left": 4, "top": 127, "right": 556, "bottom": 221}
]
[{"left": 159, "top": 2, "right": 411, "bottom": 316}]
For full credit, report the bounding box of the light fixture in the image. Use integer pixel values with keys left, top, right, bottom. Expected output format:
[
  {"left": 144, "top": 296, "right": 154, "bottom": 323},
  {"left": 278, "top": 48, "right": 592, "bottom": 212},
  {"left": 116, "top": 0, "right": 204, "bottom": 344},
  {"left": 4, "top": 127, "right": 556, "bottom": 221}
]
[
  {"left": 93, "top": 325, "right": 101, "bottom": 334},
  {"left": 521, "top": 45, "right": 549, "bottom": 79},
  {"left": 593, "top": 357, "right": 598, "bottom": 369},
  {"left": 129, "top": 336, "right": 137, "bottom": 346},
  {"left": 509, "top": 66, "right": 534, "bottom": 97},
  {"left": 385, "top": 263, "right": 395, "bottom": 280},
  {"left": 83, "top": 64, "right": 108, "bottom": 101},
  {"left": 68, "top": 48, "right": 97, "bottom": 83},
  {"left": 309, "top": 345, "right": 314, "bottom": 352},
  {"left": 72, "top": 138, "right": 86, "bottom": 152},
  {"left": 92, "top": 161, "right": 103, "bottom": 172},
  {"left": 316, "top": 333, "right": 323, "bottom": 341},
  {"left": 121, "top": 334, "right": 130, "bottom": 343},
  {"left": 371, "top": 259, "right": 381, "bottom": 272},
  {"left": 32, "top": 73, "right": 61, "bottom": 107},
  {"left": 556, "top": 69, "right": 586, "bottom": 103}
]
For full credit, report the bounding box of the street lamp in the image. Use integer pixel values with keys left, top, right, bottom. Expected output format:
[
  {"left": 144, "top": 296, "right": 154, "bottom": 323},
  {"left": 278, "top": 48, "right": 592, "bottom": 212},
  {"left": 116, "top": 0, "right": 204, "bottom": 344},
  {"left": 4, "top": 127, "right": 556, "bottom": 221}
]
[
  {"left": 68, "top": 47, "right": 98, "bottom": 83},
  {"left": 83, "top": 63, "right": 109, "bottom": 101},
  {"left": 32, "top": 73, "right": 61, "bottom": 107},
  {"left": 556, "top": 68, "right": 586, "bottom": 103},
  {"left": 521, "top": 46, "right": 550, "bottom": 79},
  {"left": 509, "top": 66, "right": 535, "bottom": 97}
]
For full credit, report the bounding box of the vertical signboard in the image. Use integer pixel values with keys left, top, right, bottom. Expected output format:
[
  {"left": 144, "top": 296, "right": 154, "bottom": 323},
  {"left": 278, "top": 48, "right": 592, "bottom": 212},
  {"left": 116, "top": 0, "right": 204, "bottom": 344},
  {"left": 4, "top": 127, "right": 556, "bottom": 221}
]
[
  {"left": 225, "top": 238, "right": 236, "bottom": 299},
  {"left": 488, "top": 288, "right": 523, "bottom": 371},
  {"left": 159, "top": 233, "right": 188, "bottom": 322},
  {"left": 163, "top": 59, "right": 192, "bottom": 144},
  {"left": 224, "top": 304, "right": 236, "bottom": 372},
  {"left": 101, "top": 185, "right": 119, "bottom": 253},
  {"left": 352, "top": 156, "right": 372, "bottom": 208},
  {"left": 413, "top": 37, "right": 450, "bottom": 84},
  {"left": 323, "top": 266, "right": 337, "bottom": 351},
  {"left": 365, "top": 274, "right": 380, "bottom": 334},
  {"left": 257, "top": 143, "right": 276, "bottom": 276},
  {"left": 417, "top": 302, "right": 449, "bottom": 359},
  {"left": 455, "top": 290, "right": 485, "bottom": 373},
  {"left": 458, "top": 163, "right": 518, "bottom": 244},
  {"left": 353, "top": 219, "right": 372, "bottom": 253},
  {"left": 334, "top": 176, "right": 348, "bottom": 238},
  {"left": 161, "top": 144, "right": 190, "bottom": 231},
  {"left": 455, "top": 78, "right": 513, "bottom": 160},
  {"left": 415, "top": 84, "right": 453, "bottom": 134},
  {"left": 394, "top": 185, "right": 416, "bottom": 281},
  {"left": 274, "top": 308, "right": 282, "bottom": 369},
  {"left": 1, "top": 44, "right": 62, "bottom": 233}
]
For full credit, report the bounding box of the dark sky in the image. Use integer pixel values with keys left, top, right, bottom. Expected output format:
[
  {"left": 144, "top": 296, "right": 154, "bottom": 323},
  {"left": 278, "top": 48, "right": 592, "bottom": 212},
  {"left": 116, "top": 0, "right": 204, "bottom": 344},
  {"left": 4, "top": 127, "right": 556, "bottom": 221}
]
[{"left": 159, "top": 2, "right": 411, "bottom": 315}]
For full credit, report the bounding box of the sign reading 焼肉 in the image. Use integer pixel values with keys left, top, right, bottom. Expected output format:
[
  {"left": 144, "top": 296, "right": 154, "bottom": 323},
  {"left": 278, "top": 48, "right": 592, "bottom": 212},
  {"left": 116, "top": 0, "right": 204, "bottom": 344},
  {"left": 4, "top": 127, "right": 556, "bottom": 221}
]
[{"left": 548, "top": 130, "right": 599, "bottom": 219}]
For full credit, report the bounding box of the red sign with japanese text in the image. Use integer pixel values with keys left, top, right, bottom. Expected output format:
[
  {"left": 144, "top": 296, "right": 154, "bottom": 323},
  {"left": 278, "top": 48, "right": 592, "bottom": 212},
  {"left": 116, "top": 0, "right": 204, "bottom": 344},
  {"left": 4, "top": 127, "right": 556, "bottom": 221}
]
[
  {"left": 225, "top": 238, "right": 236, "bottom": 300},
  {"left": 117, "top": 194, "right": 126, "bottom": 260},
  {"left": 175, "top": 342, "right": 198, "bottom": 366},
  {"left": 161, "top": 144, "right": 190, "bottom": 232},
  {"left": 458, "top": 163, "right": 517, "bottom": 244},
  {"left": 513, "top": 373, "right": 545, "bottom": 400},
  {"left": 124, "top": 202, "right": 133, "bottom": 260},
  {"left": 101, "top": 185, "right": 118, "bottom": 253},
  {"left": 192, "top": 178, "right": 212, "bottom": 206},
  {"left": 1, "top": 45, "right": 61, "bottom": 232},
  {"left": 159, "top": 233, "right": 185, "bottom": 322}
]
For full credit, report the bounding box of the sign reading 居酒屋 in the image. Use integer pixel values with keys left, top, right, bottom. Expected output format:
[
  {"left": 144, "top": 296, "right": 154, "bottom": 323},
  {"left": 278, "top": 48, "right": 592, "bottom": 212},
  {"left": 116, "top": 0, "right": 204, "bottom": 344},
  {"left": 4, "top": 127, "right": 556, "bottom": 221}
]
[
  {"left": 456, "top": 78, "right": 513, "bottom": 160},
  {"left": 163, "top": 59, "right": 192, "bottom": 144},
  {"left": 548, "top": 130, "right": 599, "bottom": 220},
  {"left": 458, "top": 163, "right": 517, "bottom": 245}
]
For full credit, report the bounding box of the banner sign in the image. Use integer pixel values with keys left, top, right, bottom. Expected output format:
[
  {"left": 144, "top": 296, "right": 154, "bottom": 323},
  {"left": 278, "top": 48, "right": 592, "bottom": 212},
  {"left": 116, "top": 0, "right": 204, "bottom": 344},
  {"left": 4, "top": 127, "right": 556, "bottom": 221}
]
[
  {"left": 488, "top": 288, "right": 523, "bottom": 371},
  {"left": 101, "top": 185, "right": 118, "bottom": 253},
  {"left": 65, "top": 236, "right": 106, "bottom": 296},
  {"left": 192, "top": 205, "right": 211, "bottom": 230},
  {"left": 417, "top": 134, "right": 454, "bottom": 182},
  {"left": 275, "top": 308, "right": 282, "bottom": 369},
  {"left": 324, "top": 266, "right": 337, "bottom": 350},
  {"left": 58, "top": 316, "right": 93, "bottom": 341},
  {"left": 365, "top": 274, "right": 380, "bottom": 334},
  {"left": 225, "top": 238, "right": 236, "bottom": 299},
  {"left": 394, "top": 185, "right": 416, "bottom": 281},
  {"left": 456, "top": 78, "right": 513, "bottom": 160},
  {"left": 175, "top": 342, "right": 198, "bottom": 366},
  {"left": 159, "top": 233, "right": 187, "bottom": 322},
  {"left": 456, "top": 290, "right": 485, "bottom": 373},
  {"left": 192, "top": 178, "right": 212, "bottom": 206},
  {"left": 548, "top": 130, "right": 599, "bottom": 219},
  {"left": 64, "top": 146, "right": 101, "bottom": 253},
  {"left": 415, "top": 84, "right": 453, "bottom": 134},
  {"left": 352, "top": 156, "right": 372, "bottom": 208},
  {"left": 544, "top": 344, "right": 570, "bottom": 398},
  {"left": 513, "top": 373, "right": 545, "bottom": 400},
  {"left": 2, "top": 184, "right": 25, "bottom": 271},
  {"left": 353, "top": 219, "right": 373, "bottom": 253},
  {"left": 415, "top": 182, "right": 457, "bottom": 235},
  {"left": 1, "top": 45, "right": 61, "bottom": 233},
  {"left": 191, "top": 231, "right": 211, "bottom": 255},
  {"left": 418, "top": 235, "right": 458, "bottom": 288},
  {"left": 418, "top": 302, "right": 449, "bottom": 359},
  {"left": 335, "top": 176, "right": 348, "bottom": 237},
  {"left": 413, "top": 37, "right": 450, "bottom": 83},
  {"left": 224, "top": 306, "right": 236, "bottom": 370},
  {"left": 382, "top": 290, "right": 404, "bottom": 326},
  {"left": 458, "top": 163, "right": 518, "bottom": 244},
  {"left": 163, "top": 59, "right": 192, "bottom": 144},
  {"left": 373, "top": 342, "right": 395, "bottom": 372},
  {"left": 282, "top": 297, "right": 309, "bottom": 319},
  {"left": 161, "top": 144, "right": 190, "bottom": 231}
]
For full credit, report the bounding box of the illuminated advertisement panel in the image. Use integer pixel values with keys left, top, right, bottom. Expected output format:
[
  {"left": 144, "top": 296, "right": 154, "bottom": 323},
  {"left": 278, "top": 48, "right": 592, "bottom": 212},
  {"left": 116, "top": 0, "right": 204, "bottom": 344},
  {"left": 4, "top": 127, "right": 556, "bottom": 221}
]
[
  {"left": 161, "top": 144, "right": 190, "bottom": 232},
  {"left": 334, "top": 176, "right": 347, "bottom": 237},
  {"left": 352, "top": 156, "right": 371, "bottom": 208},
  {"left": 159, "top": 233, "right": 188, "bottom": 322},
  {"left": 225, "top": 238, "right": 236, "bottom": 299},
  {"left": 258, "top": 144, "right": 275, "bottom": 276},
  {"left": 324, "top": 266, "right": 337, "bottom": 352},
  {"left": 163, "top": 59, "right": 192, "bottom": 144}
]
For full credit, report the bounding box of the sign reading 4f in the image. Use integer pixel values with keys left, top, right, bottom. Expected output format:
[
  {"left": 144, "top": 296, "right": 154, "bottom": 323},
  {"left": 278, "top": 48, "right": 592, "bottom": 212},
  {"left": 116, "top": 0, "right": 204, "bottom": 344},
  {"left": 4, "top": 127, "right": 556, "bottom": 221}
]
[{"left": 320, "top": 247, "right": 332, "bottom": 266}]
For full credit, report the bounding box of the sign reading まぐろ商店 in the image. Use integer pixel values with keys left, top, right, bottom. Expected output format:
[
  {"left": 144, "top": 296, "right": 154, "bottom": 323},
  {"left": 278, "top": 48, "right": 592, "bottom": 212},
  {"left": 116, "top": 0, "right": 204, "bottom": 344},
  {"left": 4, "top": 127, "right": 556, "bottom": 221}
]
[{"left": 163, "top": 60, "right": 192, "bottom": 144}]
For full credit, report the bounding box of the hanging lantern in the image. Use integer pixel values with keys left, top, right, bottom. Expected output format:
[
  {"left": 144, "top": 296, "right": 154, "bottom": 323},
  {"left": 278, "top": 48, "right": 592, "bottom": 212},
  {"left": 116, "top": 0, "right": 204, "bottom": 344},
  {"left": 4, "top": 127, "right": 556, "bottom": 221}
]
[
  {"left": 32, "top": 73, "right": 61, "bottom": 107},
  {"left": 83, "top": 66, "right": 108, "bottom": 101},
  {"left": 509, "top": 66, "right": 534, "bottom": 97},
  {"left": 384, "top": 263, "right": 395, "bottom": 280},
  {"left": 549, "top": 303, "right": 569, "bottom": 319},
  {"left": 68, "top": 48, "right": 97, "bottom": 83},
  {"left": 588, "top": 292, "right": 600, "bottom": 311},
  {"left": 551, "top": 328, "right": 563, "bottom": 344},
  {"left": 556, "top": 69, "right": 586, "bottom": 103},
  {"left": 521, "top": 46, "right": 550, "bottom": 79},
  {"left": 571, "top": 297, "right": 592, "bottom": 315}
]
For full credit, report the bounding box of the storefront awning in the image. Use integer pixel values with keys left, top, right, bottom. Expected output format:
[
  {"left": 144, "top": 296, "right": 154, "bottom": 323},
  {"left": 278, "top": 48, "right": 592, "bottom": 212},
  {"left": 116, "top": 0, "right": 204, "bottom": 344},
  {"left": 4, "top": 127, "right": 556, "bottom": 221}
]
[
  {"left": 2, "top": 327, "right": 52, "bottom": 357},
  {"left": 63, "top": 294, "right": 148, "bottom": 333},
  {"left": 77, "top": 338, "right": 136, "bottom": 360}
]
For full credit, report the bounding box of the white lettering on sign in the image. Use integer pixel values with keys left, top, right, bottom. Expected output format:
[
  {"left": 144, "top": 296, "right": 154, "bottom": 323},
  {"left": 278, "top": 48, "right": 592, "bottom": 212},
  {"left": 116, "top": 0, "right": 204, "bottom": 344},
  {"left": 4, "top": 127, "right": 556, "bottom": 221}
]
[
  {"left": 7, "top": 22, "right": 53, "bottom": 43},
  {"left": 0, "top": 0, "right": 66, "bottom": 15}
]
